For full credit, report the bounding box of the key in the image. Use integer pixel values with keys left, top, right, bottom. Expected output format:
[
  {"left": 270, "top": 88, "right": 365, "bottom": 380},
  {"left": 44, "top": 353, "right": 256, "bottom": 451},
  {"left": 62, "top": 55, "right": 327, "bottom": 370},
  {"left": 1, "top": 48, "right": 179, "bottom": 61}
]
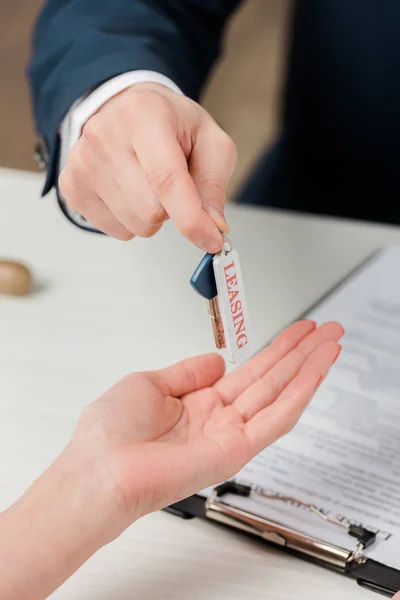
[
  {"left": 190, "top": 253, "right": 226, "bottom": 349},
  {"left": 191, "top": 236, "right": 253, "bottom": 365}
]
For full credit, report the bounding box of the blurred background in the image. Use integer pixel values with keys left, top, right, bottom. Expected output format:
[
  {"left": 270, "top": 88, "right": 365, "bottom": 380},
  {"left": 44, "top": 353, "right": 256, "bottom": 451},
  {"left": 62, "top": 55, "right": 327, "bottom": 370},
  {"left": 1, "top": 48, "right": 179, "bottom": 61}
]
[{"left": 0, "top": 0, "right": 292, "bottom": 199}]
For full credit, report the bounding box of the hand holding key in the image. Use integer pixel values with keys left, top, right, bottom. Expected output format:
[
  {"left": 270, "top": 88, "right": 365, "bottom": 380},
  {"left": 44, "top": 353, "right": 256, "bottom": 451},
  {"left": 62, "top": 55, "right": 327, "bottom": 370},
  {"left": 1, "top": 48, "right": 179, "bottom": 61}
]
[
  {"left": 191, "top": 235, "right": 252, "bottom": 365},
  {"left": 59, "top": 82, "right": 235, "bottom": 249}
]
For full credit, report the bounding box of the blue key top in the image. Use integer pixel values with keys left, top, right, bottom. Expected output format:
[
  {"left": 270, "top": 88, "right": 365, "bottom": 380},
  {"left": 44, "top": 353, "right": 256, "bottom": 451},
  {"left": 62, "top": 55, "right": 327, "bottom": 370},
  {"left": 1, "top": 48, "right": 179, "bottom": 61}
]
[{"left": 190, "top": 253, "right": 218, "bottom": 300}]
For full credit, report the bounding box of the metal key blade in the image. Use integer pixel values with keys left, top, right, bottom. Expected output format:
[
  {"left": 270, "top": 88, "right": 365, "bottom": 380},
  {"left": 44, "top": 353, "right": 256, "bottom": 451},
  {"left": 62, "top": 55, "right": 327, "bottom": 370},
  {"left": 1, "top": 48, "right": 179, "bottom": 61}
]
[
  {"left": 208, "top": 296, "right": 226, "bottom": 349},
  {"left": 190, "top": 252, "right": 226, "bottom": 349}
]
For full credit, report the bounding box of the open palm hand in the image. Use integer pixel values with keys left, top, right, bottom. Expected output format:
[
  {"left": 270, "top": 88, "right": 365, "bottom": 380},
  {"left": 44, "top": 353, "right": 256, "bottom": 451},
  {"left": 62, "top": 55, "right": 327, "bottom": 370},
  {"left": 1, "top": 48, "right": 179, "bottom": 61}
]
[{"left": 74, "top": 319, "right": 343, "bottom": 534}]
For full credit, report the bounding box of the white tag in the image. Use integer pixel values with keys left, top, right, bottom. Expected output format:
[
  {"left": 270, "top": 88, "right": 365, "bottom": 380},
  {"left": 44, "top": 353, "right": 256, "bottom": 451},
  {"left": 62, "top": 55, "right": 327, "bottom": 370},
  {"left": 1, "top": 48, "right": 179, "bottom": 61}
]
[{"left": 213, "top": 240, "right": 253, "bottom": 365}]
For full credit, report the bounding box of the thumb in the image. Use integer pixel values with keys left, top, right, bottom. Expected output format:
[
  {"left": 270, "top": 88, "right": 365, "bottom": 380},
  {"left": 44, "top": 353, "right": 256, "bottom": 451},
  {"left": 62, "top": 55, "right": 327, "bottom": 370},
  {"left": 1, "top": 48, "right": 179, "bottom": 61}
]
[
  {"left": 189, "top": 122, "right": 237, "bottom": 233},
  {"left": 151, "top": 353, "right": 225, "bottom": 398}
]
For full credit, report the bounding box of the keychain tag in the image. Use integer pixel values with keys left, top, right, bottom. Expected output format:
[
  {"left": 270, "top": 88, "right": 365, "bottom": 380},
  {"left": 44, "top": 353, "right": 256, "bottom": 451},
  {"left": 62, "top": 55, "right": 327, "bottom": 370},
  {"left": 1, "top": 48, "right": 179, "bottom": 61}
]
[{"left": 213, "top": 235, "right": 253, "bottom": 365}]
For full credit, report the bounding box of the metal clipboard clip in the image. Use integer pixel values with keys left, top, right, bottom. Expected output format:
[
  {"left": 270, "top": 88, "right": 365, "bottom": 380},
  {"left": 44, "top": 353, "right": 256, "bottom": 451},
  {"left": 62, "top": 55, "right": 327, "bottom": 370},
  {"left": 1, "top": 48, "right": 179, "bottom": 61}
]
[{"left": 205, "top": 482, "right": 376, "bottom": 570}]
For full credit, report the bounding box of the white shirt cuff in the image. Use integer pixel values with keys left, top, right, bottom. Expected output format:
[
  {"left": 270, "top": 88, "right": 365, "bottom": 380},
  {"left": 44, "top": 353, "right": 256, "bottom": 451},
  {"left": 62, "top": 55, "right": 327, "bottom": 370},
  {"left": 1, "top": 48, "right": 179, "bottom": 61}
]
[{"left": 58, "top": 71, "right": 183, "bottom": 230}]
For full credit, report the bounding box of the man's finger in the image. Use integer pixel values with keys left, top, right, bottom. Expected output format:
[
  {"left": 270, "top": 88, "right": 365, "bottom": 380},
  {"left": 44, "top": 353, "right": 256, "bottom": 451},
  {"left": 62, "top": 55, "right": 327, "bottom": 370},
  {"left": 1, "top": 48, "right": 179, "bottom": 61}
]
[
  {"left": 107, "top": 150, "right": 169, "bottom": 232},
  {"left": 189, "top": 122, "right": 237, "bottom": 233},
  {"left": 151, "top": 353, "right": 225, "bottom": 398},
  {"left": 244, "top": 340, "right": 340, "bottom": 456},
  {"left": 85, "top": 96, "right": 169, "bottom": 232},
  {"left": 77, "top": 194, "right": 135, "bottom": 240},
  {"left": 133, "top": 119, "right": 224, "bottom": 253},
  {"left": 59, "top": 170, "right": 133, "bottom": 241}
]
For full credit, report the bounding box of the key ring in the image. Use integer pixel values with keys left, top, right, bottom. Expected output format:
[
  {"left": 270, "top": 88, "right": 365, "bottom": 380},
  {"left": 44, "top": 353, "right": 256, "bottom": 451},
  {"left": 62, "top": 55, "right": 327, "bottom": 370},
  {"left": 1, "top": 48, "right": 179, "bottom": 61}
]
[{"left": 222, "top": 233, "right": 233, "bottom": 255}]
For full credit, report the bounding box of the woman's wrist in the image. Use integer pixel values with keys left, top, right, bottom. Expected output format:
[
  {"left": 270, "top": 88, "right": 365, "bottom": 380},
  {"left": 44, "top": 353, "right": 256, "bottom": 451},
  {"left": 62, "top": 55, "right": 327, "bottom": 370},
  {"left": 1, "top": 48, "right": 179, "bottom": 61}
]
[{"left": 0, "top": 442, "right": 119, "bottom": 600}]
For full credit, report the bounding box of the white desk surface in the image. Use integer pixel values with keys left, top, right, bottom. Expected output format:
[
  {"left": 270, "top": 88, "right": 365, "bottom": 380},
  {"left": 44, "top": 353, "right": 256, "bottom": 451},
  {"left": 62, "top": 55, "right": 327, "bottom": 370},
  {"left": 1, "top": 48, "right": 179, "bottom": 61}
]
[{"left": 1, "top": 166, "right": 400, "bottom": 599}]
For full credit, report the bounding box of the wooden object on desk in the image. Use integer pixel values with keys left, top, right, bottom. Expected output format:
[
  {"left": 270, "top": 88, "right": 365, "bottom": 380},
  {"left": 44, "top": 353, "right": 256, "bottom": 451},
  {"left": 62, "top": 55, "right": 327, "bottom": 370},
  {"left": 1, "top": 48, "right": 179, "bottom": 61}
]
[{"left": 0, "top": 260, "right": 32, "bottom": 295}]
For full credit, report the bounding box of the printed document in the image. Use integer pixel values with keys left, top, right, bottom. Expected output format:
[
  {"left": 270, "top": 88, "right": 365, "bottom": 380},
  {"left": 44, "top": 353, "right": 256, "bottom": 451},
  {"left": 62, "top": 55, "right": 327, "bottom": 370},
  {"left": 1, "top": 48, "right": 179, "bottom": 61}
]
[{"left": 201, "top": 246, "right": 400, "bottom": 571}]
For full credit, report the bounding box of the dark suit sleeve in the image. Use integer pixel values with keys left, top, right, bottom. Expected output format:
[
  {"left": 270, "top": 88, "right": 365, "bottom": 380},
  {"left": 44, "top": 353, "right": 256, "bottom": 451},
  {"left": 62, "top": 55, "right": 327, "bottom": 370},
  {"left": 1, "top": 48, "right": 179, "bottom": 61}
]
[{"left": 27, "top": 0, "right": 242, "bottom": 194}]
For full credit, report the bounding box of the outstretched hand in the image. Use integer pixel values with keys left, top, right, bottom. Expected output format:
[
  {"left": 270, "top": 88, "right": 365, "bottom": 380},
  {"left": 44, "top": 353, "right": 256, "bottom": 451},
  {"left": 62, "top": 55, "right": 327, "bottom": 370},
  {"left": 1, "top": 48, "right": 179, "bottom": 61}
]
[
  {"left": 71, "top": 319, "right": 343, "bottom": 538},
  {"left": 0, "top": 319, "right": 344, "bottom": 600}
]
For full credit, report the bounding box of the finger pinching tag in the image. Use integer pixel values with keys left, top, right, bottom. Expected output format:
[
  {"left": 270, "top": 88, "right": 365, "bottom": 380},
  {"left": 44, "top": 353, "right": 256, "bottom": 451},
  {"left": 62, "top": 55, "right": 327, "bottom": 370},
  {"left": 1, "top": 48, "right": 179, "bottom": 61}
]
[{"left": 213, "top": 235, "right": 253, "bottom": 365}]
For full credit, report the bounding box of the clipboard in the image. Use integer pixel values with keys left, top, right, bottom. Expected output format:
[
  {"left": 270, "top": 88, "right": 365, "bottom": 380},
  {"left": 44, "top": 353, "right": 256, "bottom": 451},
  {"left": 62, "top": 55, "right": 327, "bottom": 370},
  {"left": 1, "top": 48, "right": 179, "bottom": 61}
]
[{"left": 165, "top": 249, "right": 400, "bottom": 598}]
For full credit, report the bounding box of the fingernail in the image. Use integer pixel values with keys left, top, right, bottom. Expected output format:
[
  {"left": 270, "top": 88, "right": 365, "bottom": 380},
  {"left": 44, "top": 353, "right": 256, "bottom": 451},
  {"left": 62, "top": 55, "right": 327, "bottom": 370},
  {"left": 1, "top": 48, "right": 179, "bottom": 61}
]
[
  {"left": 333, "top": 345, "right": 342, "bottom": 363},
  {"left": 197, "top": 239, "right": 223, "bottom": 254},
  {"left": 206, "top": 203, "right": 229, "bottom": 233}
]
